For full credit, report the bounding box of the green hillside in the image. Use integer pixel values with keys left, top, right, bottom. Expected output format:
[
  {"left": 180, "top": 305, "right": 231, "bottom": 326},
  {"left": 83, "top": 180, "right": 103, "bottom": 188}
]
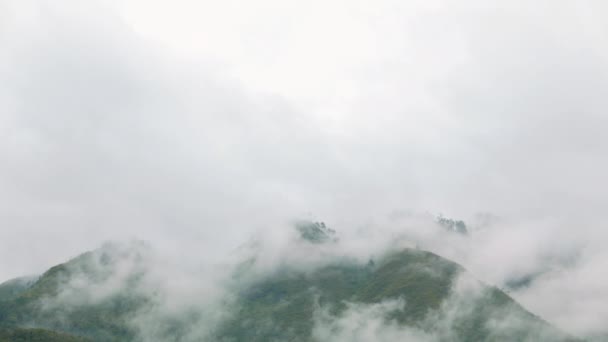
[
  {"left": 0, "top": 327, "right": 89, "bottom": 342},
  {"left": 217, "top": 249, "right": 576, "bottom": 342},
  {"left": 0, "top": 235, "right": 580, "bottom": 341},
  {"left": 0, "top": 277, "right": 37, "bottom": 303},
  {"left": 0, "top": 249, "right": 147, "bottom": 341}
]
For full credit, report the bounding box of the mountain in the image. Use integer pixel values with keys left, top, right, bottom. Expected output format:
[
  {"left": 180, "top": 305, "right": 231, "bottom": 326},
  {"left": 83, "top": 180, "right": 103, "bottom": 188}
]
[
  {"left": 217, "top": 249, "right": 576, "bottom": 342},
  {"left": 0, "top": 276, "right": 37, "bottom": 303},
  {"left": 435, "top": 215, "right": 468, "bottom": 235},
  {"left": 294, "top": 221, "right": 338, "bottom": 244},
  {"left": 0, "top": 327, "right": 89, "bottom": 342},
  {"left": 0, "top": 247, "right": 149, "bottom": 341},
  {"left": 0, "top": 229, "right": 581, "bottom": 341}
]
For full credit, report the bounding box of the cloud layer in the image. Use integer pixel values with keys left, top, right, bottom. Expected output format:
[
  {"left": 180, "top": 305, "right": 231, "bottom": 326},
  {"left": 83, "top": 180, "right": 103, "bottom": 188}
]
[{"left": 2, "top": 0, "right": 608, "bottom": 339}]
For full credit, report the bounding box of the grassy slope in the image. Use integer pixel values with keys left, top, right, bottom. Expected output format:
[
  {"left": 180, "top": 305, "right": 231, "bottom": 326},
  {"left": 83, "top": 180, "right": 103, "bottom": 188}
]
[
  {"left": 0, "top": 248, "right": 579, "bottom": 342},
  {"left": 217, "top": 249, "right": 576, "bottom": 342},
  {"left": 0, "top": 252, "right": 144, "bottom": 341},
  {"left": 0, "top": 277, "right": 37, "bottom": 303},
  {"left": 0, "top": 327, "right": 89, "bottom": 342}
]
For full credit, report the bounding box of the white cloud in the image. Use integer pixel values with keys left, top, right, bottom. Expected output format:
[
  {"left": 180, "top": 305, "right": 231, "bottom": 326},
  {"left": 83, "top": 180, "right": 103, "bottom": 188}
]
[{"left": 2, "top": 0, "right": 608, "bottom": 339}]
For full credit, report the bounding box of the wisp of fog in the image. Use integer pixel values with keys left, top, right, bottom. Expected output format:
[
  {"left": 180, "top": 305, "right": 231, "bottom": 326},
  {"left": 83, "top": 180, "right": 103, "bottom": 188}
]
[{"left": 2, "top": 0, "right": 608, "bottom": 340}]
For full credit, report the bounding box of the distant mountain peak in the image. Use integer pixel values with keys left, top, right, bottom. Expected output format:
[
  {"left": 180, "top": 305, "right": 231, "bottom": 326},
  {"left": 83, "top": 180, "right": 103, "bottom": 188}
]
[
  {"left": 294, "top": 220, "right": 338, "bottom": 244},
  {"left": 436, "top": 214, "right": 468, "bottom": 234}
]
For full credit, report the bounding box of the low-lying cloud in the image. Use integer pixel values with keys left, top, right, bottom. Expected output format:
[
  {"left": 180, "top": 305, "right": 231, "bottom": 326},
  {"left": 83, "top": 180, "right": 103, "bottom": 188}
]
[{"left": 2, "top": 0, "right": 608, "bottom": 340}]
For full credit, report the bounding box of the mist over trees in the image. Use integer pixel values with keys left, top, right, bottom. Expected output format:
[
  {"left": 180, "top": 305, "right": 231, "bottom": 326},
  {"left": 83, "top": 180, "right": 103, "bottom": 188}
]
[{"left": 2, "top": 0, "right": 608, "bottom": 341}]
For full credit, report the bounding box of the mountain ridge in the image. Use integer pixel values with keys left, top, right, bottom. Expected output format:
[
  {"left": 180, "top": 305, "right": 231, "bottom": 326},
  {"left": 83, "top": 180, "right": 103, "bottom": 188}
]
[{"left": 0, "top": 238, "right": 581, "bottom": 341}]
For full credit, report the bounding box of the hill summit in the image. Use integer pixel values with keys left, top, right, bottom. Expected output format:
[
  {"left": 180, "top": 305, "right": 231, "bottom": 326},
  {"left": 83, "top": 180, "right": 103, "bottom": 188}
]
[{"left": 0, "top": 224, "right": 580, "bottom": 341}]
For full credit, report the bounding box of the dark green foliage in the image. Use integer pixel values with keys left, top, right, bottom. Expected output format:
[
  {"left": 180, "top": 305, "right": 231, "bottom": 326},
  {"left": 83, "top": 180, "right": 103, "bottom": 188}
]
[
  {"left": 217, "top": 250, "right": 452, "bottom": 341},
  {"left": 216, "top": 249, "right": 574, "bottom": 342},
  {"left": 0, "top": 277, "right": 37, "bottom": 303},
  {"left": 295, "top": 221, "right": 337, "bottom": 244},
  {"left": 0, "top": 246, "right": 579, "bottom": 342},
  {"left": 0, "top": 249, "right": 146, "bottom": 341},
  {"left": 355, "top": 250, "right": 459, "bottom": 323},
  {"left": 0, "top": 327, "right": 89, "bottom": 342},
  {"left": 436, "top": 215, "right": 468, "bottom": 234}
]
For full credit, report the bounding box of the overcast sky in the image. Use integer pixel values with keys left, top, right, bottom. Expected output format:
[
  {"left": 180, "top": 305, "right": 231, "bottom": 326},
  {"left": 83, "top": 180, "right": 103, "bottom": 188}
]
[{"left": 2, "top": 0, "right": 608, "bottom": 336}]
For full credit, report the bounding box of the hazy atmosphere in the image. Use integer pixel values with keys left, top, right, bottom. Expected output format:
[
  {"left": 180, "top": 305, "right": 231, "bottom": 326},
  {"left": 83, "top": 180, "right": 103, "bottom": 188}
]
[{"left": 2, "top": 1, "right": 608, "bottom": 341}]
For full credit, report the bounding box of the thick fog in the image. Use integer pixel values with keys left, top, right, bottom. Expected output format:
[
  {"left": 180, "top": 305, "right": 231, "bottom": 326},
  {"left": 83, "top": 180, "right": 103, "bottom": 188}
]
[{"left": 2, "top": 0, "right": 608, "bottom": 339}]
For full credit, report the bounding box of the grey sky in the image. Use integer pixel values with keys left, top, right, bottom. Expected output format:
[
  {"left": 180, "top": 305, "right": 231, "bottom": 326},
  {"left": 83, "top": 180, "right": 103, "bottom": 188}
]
[{"left": 2, "top": 0, "right": 608, "bottom": 338}]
